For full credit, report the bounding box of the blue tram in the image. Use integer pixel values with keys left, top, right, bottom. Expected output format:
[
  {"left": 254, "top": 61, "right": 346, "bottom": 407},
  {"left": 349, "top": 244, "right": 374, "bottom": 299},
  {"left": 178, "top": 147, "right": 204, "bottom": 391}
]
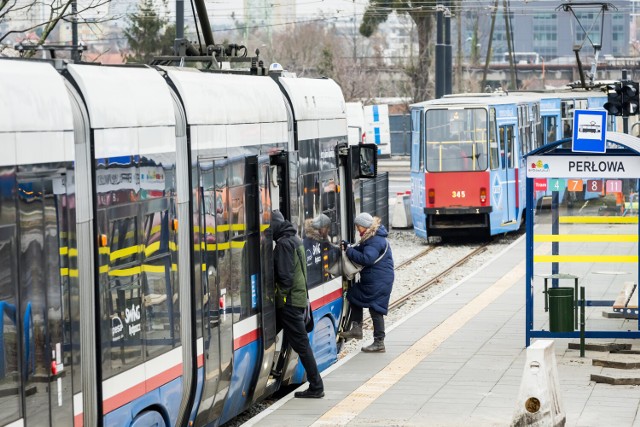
[
  {"left": 409, "top": 93, "right": 542, "bottom": 239},
  {"left": 0, "top": 59, "right": 376, "bottom": 427},
  {"left": 408, "top": 88, "right": 630, "bottom": 240}
]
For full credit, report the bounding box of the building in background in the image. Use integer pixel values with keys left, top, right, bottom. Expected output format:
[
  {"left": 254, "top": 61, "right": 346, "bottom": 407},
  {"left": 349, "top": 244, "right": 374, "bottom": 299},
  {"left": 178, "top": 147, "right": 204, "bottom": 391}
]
[{"left": 460, "top": 0, "right": 635, "bottom": 62}]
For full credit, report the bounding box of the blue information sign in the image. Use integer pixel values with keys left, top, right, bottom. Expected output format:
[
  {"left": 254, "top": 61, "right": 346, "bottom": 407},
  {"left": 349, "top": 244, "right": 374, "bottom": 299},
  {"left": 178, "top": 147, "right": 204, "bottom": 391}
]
[{"left": 572, "top": 109, "right": 607, "bottom": 153}]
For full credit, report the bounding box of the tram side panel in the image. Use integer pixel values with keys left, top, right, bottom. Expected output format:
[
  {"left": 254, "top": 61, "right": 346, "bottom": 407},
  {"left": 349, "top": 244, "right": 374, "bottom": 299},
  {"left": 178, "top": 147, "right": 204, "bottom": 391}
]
[
  {"left": 0, "top": 60, "right": 80, "bottom": 427},
  {"left": 66, "top": 63, "right": 183, "bottom": 427},
  {"left": 165, "top": 69, "right": 290, "bottom": 425}
]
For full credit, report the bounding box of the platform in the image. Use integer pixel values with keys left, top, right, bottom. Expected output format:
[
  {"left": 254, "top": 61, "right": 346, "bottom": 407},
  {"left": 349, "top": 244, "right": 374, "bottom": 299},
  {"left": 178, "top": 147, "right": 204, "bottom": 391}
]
[{"left": 243, "top": 229, "right": 640, "bottom": 427}]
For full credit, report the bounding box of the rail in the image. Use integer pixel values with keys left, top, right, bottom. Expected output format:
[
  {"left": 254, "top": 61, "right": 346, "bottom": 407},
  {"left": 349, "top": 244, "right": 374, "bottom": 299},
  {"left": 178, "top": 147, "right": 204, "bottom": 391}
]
[{"left": 361, "top": 243, "right": 489, "bottom": 328}]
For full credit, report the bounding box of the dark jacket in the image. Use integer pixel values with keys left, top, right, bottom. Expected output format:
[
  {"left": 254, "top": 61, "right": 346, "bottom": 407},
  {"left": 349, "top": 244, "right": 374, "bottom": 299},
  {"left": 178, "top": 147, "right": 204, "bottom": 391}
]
[
  {"left": 345, "top": 217, "right": 394, "bottom": 315},
  {"left": 272, "top": 211, "right": 308, "bottom": 309}
]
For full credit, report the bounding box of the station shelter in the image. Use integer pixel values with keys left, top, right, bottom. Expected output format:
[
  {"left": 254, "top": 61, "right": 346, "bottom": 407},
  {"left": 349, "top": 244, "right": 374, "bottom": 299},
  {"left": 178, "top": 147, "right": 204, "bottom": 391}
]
[{"left": 525, "top": 131, "right": 640, "bottom": 346}]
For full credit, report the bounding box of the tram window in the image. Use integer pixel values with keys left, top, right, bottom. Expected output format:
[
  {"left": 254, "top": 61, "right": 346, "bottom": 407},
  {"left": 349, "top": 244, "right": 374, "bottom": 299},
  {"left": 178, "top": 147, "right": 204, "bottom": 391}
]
[
  {"left": 545, "top": 117, "right": 557, "bottom": 144},
  {"left": 425, "top": 108, "right": 488, "bottom": 172},
  {"left": 489, "top": 110, "right": 499, "bottom": 170},
  {"left": 228, "top": 183, "right": 250, "bottom": 321},
  {"left": 563, "top": 121, "right": 572, "bottom": 138},
  {"left": 499, "top": 127, "right": 507, "bottom": 168},
  {"left": 0, "top": 231, "right": 19, "bottom": 425},
  {"left": 419, "top": 112, "right": 425, "bottom": 171},
  {"left": 320, "top": 173, "right": 341, "bottom": 283},
  {"left": 507, "top": 128, "right": 515, "bottom": 168},
  {"left": 109, "top": 217, "right": 139, "bottom": 267},
  {"left": 104, "top": 273, "right": 144, "bottom": 376},
  {"left": 410, "top": 110, "right": 422, "bottom": 172},
  {"left": 103, "top": 216, "right": 144, "bottom": 377},
  {"left": 302, "top": 174, "right": 319, "bottom": 225},
  {"left": 426, "top": 143, "right": 440, "bottom": 171},
  {"left": 301, "top": 172, "right": 321, "bottom": 286},
  {"left": 142, "top": 210, "right": 178, "bottom": 358},
  {"left": 144, "top": 211, "right": 168, "bottom": 256}
]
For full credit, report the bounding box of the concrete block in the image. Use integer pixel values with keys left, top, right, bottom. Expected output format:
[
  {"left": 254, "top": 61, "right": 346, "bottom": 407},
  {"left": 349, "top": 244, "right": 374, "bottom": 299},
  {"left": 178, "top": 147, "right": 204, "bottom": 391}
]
[
  {"left": 512, "top": 340, "right": 565, "bottom": 427},
  {"left": 391, "top": 192, "right": 412, "bottom": 228}
]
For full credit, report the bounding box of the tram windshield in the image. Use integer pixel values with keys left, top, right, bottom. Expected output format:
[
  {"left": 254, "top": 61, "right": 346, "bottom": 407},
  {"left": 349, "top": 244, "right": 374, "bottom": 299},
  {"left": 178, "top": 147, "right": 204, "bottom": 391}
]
[{"left": 425, "top": 108, "right": 489, "bottom": 172}]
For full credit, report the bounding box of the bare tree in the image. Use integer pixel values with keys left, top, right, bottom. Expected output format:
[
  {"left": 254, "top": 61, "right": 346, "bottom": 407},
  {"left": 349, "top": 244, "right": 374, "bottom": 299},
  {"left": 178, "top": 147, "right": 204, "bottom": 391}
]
[
  {"left": 1, "top": 0, "right": 112, "bottom": 55},
  {"left": 360, "top": 0, "right": 436, "bottom": 103},
  {"left": 266, "top": 22, "right": 378, "bottom": 101},
  {"left": 269, "top": 22, "right": 336, "bottom": 77}
]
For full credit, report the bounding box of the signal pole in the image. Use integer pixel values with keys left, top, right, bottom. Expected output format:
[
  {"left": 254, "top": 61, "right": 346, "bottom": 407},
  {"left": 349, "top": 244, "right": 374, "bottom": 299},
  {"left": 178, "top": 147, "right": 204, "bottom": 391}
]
[{"left": 623, "top": 69, "right": 629, "bottom": 135}]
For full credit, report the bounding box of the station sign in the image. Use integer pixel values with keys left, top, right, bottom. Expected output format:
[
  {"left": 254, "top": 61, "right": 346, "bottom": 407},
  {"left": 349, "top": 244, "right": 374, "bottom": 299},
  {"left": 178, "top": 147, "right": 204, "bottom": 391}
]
[
  {"left": 572, "top": 109, "right": 607, "bottom": 153},
  {"left": 526, "top": 155, "right": 640, "bottom": 178}
]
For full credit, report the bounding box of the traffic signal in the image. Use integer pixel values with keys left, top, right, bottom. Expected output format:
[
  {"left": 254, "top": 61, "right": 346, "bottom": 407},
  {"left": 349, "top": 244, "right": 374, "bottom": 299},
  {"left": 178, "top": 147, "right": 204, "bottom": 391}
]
[
  {"left": 604, "top": 82, "right": 624, "bottom": 116},
  {"left": 622, "top": 81, "right": 640, "bottom": 116},
  {"left": 603, "top": 80, "right": 640, "bottom": 117}
]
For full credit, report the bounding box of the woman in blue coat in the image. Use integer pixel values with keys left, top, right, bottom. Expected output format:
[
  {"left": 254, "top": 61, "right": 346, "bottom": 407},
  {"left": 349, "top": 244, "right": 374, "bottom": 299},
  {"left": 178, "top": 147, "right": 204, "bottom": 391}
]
[{"left": 339, "top": 212, "right": 394, "bottom": 352}]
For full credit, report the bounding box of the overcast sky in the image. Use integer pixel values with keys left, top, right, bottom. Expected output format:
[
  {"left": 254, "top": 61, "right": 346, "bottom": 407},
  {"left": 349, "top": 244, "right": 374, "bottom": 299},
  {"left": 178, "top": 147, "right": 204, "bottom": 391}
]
[
  {"left": 296, "top": 0, "right": 365, "bottom": 17},
  {"left": 208, "top": 0, "right": 367, "bottom": 25}
]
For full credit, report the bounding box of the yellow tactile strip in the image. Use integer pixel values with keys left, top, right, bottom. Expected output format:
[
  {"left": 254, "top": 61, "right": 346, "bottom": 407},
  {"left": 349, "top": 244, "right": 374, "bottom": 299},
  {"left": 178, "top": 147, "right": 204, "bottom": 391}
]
[{"left": 312, "top": 259, "right": 527, "bottom": 426}]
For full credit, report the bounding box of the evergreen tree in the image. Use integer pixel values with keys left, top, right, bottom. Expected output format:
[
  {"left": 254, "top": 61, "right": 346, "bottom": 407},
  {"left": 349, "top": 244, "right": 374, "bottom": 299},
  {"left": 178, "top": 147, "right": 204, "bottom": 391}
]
[{"left": 123, "top": 0, "right": 175, "bottom": 64}]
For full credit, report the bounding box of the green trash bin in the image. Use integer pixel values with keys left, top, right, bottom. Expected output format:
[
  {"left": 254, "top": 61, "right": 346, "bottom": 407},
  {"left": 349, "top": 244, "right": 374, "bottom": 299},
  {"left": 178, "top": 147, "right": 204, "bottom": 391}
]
[{"left": 548, "top": 287, "right": 574, "bottom": 332}]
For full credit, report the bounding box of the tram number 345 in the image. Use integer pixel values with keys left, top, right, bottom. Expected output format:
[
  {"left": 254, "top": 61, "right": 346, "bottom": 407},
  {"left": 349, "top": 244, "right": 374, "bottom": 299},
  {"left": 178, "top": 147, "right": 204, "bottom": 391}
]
[{"left": 451, "top": 191, "right": 466, "bottom": 198}]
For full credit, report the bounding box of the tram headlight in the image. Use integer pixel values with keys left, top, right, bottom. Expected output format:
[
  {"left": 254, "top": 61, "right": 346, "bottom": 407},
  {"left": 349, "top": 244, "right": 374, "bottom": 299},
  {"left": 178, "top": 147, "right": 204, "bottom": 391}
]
[
  {"left": 480, "top": 187, "right": 487, "bottom": 204},
  {"left": 428, "top": 188, "right": 435, "bottom": 205}
]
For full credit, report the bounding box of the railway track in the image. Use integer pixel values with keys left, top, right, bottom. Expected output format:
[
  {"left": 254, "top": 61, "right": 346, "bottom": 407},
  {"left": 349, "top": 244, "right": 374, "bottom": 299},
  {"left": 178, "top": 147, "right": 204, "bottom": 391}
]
[{"left": 361, "top": 243, "right": 489, "bottom": 328}]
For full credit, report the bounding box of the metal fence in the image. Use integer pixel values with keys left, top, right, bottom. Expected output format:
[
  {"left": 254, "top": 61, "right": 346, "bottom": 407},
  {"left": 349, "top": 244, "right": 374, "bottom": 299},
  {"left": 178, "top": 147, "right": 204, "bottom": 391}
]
[
  {"left": 390, "top": 114, "right": 410, "bottom": 156},
  {"left": 360, "top": 172, "right": 389, "bottom": 230}
]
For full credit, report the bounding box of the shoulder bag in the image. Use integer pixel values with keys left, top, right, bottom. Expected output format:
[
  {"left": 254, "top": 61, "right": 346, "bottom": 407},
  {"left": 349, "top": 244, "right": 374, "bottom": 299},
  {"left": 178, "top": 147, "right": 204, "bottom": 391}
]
[{"left": 342, "top": 240, "right": 389, "bottom": 281}]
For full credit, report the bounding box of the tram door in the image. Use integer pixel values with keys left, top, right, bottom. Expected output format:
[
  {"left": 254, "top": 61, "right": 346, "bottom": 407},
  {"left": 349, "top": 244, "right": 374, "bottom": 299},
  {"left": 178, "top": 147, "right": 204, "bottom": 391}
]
[
  {"left": 16, "top": 171, "right": 73, "bottom": 426},
  {"left": 250, "top": 155, "right": 277, "bottom": 402},
  {"left": 499, "top": 125, "right": 516, "bottom": 224},
  {"left": 195, "top": 158, "right": 225, "bottom": 423}
]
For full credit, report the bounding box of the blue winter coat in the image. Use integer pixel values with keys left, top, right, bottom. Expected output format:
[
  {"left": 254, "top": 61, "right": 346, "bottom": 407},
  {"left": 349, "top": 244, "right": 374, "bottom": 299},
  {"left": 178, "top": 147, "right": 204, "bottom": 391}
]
[{"left": 345, "top": 220, "right": 394, "bottom": 315}]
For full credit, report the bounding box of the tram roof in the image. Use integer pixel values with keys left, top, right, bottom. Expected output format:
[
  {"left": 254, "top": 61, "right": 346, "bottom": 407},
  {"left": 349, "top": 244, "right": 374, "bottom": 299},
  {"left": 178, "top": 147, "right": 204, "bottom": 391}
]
[
  {"left": 527, "top": 132, "right": 640, "bottom": 156},
  {"left": 410, "top": 92, "right": 541, "bottom": 109},
  {"left": 411, "top": 88, "right": 608, "bottom": 110}
]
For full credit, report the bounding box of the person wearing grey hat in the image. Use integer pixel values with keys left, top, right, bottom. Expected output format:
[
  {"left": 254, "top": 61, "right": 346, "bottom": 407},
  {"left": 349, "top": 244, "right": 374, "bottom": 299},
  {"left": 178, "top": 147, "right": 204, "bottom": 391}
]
[
  {"left": 303, "top": 213, "right": 340, "bottom": 286},
  {"left": 354, "top": 212, "right": 374, "bottom": 229},
  {"left": 339, "top": 212, "right": 394, "bottom": 353}
]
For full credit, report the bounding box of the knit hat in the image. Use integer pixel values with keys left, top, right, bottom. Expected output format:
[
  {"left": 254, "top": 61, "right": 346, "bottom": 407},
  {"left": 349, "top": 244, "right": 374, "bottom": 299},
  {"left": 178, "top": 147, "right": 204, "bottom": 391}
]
[
  {"left": 272, "top": 210, "right": 284, "bottom": 223},
  {"left": 354, "top": 212, "right": 373, "bottom": 228},
  {"left": 312, "top": 214, "right": 331, "bottom": 229}
]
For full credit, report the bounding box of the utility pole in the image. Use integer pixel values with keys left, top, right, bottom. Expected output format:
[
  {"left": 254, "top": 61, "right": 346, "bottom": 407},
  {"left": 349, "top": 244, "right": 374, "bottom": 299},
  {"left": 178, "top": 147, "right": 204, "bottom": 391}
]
[
  {"left": 482, "top": 0, "right": 499, "bottom": 91},
  {"left": 71, "top": 0, "right": 78, "bottom": 61},
  {"left": 436, "top": 4, "right": 444, "bottom": 98},
  {"left": 503, "top": 0, "right": 516, "bottom": 89},
  {"left": 456, "top": 4, "right": 462, "bottom": 93},
  {"left": 353, "top": 0, "right": 357, "bottom": 61},
  {"left": 436, "top": 1, "right": 452, "bottom": 98},
  {"left": 174, "top": 0, "right": 185, "bottom": 56},
  {"left": 444, "top": 4, "right": 452, "bottom": 95}
]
